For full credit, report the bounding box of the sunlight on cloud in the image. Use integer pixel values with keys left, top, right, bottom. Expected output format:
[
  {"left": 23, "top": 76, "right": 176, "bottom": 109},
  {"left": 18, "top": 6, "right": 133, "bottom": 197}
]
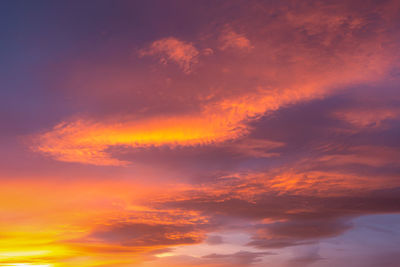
[
  {"left": 2, "top": 264, "right": 53, "bottom": 267},
  {"left": 139, "top": 37, "right": 199, "bottom": 74},
  {"left": 219, "top": 29, "right": 253, "bottom": 51},
  {"left": 2, "top": 1, "right": 400, "bottom": 267},
  {"left": 33, "top": 85, "right": 323, "bottom": 165},
  {"left": 32, "top": 9, "right": 396, "bottom": 166}
]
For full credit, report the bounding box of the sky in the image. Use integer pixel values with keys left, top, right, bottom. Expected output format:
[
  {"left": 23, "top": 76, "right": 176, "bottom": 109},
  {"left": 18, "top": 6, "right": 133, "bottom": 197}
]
[{"left": 1, "top": 0, "right": 400, "bottom": 266}]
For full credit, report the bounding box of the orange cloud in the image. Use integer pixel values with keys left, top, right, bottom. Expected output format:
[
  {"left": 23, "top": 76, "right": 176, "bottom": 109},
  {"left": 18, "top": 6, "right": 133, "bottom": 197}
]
[
  {"left": 219, "top": 29, "right": 253, "bottom": 51},
  {"left": 31, "top": 0, "right": 398, "bottom": 168},
  {"left": 0, "top": 179, "right": 210, "bottom": 266},
  {"left": 31, "top": 86, "right": 316, "bottom": 165},
  {"left": 139, "top": 37, "right": 199, "bottom": 74},
  {"left": 3, "top": 1, "right": 400, "bottom": 267},
  {"left": 32, "top": 76, "right": 387, "bottom": 166}
]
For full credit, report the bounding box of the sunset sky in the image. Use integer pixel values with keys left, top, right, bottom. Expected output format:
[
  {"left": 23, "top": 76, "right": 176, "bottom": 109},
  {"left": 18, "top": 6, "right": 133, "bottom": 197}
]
[{"left": 1, "top": 0, "right": 400, "bottom": 266}]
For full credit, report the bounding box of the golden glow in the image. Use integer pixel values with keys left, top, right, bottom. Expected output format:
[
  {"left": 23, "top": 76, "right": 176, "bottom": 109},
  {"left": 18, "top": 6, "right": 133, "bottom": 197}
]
[
  {"left": 0, "top": 251, "right": 53, "bottom": 258},
  {"left": 0, "top": 180, "right": 203, "bottom": 267},
  {"left": 2, "top": 264, "right": 53, "bottom": 267},
  {"left": 155, "top": 252, "right": 175, "bottom": 258},
  {"left": 33, "top": 85, "right": 326, "bottom": 165},
  {"left": 33, "top": 35, "right": 391, "bottom": 166},
  {"left": 2, "top": 1, "right": 399, "bottom": 266}
]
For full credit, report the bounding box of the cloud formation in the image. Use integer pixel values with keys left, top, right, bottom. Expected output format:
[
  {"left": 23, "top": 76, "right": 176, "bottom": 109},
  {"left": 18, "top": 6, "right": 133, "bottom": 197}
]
[
  {"left": 140, "top": 37, "right": 199, "bottom": 74},
  {"left": 1, "top": 0, "right": 400, "bottom": 266},
  {"left": 202, "top": 251, "right": 274, "bottom": 265},
  {"left": 89, "top": 222, "right": 205, "bottom": 247},
  {"left": 219, "top": 29, "right": 253, "bottom": 51},
  {"left": 31, "top": 0, "right": 399, "bottom": 166}
]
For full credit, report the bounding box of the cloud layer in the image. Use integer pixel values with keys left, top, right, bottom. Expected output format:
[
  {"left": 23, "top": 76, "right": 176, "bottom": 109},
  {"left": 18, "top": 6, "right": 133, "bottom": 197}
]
[{"left": 1, "top": 0, "right": 400, "bottom": 266}]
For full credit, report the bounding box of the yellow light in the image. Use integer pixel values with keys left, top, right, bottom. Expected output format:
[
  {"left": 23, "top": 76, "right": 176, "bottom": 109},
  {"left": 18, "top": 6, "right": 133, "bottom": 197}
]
[
  {"left": 0, "top": 251, "right": 51, "bottom": 258},
  {"left": 1, "top": 264, "right": 53, "bottom": 267},
  {"left": 155, "top": 252, "right": 175, "bottom": 258}
]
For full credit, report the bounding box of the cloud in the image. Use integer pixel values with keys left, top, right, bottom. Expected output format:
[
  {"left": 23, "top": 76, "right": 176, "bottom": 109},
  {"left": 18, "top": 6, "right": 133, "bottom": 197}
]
[
  {"left": 219, "top": 29, "right": 253, "bottom": 51},
  {"left": 202, "top": 251, "right": 274, "bottom": 265},
  {"left": 31, "top": 0, "right": 399, "bottom": 166},
  {"left": 2, "top": 1, "right": 400, "bottom": 266},
  {"left": 248, "top": 219, "right": 352, "bottom": 249},
  {"left": 285, "top": 246, "right": 324, "bottom": 267},
  {"left": 205, "top": 235, "right": 224, "bottom": 245},
  {"left": 32, "top": 79, "right": 393, "bottom": 166},
  {"left": 88, "top": 222, "right": 205, "bottom": 247},
  {"left": 160, "top": 175, "right": 400, "bottom": 249},
  {"left": 333, "top": 107, "right": 400, "bottom": 128},
  {"left": 140, "top": 37, "right": 199, "bottom": 74},
  {"left": 30, "top": 88, "right": 319, "bottom": 165}
]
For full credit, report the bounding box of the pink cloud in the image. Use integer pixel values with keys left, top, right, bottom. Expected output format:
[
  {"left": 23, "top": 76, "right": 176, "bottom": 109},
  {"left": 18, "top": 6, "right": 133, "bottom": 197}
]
[
  {"left": 140, "top": 37, "right": 199, "bottom": 74},
  {"left": 219, "top": 29, "right": 253, "bottom": 51}
]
